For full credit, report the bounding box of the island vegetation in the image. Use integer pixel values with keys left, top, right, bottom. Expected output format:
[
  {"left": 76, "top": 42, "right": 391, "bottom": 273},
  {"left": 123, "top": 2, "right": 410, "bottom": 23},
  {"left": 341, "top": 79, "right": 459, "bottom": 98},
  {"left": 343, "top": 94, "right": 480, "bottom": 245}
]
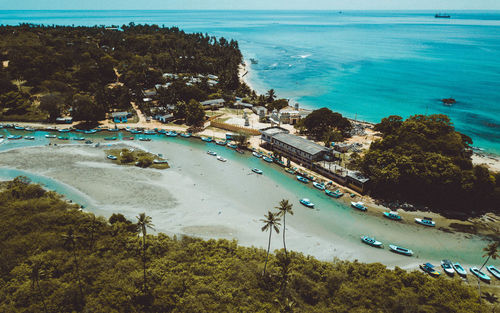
[
  {"left": 106, "top": 148, "right": 169, "bottom": 169},
  {"left": 0, "top": 177, "right": 489, "bottom": 312},
  {"left": 358, "top": 114, "right": 500, "bottom": 217}
]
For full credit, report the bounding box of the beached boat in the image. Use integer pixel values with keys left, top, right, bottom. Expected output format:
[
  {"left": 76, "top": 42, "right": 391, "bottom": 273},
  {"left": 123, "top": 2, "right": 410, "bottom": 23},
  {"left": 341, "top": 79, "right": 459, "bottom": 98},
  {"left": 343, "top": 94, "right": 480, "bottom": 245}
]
[
  {"left": 25, "top": 127, "right": 35, "bottom": 131},
  {"left": 325, "top": 189, "right": 343, "bottom": 198},
  {"left": 235, "top": 148, "right": 244, "bottom": 154},
  {"left": 207, "top": 151, "right": 217, "bottom": 156},
  {"left": 24, "top": 136, "right": 35, "bottom": 140},
  {"left": 383, "top": 211, "right": 402, "bottom": 221},
  {"left": 57, "top": 136, "right": 69, "bottom": 140},
  {"left": 227, "top": 143, "right": 237, "bottom": 149},
  {"left": 73, "top": 137, "right": 85, "bottom": 141},
  {"left": 130, "top": 129, "right": 142, "bottom": 134},
  {"left": 300, "top": 198, "right": 314, "bottom": 208},
  {"left": 58, "top": 129, "right": 71, "bottom": 133},
  {"left": 296, "top": 176, "right": 309, "bottom": 183},
  {"left": 85, "top": 140, "right": 93, "bottom": 144},
  {"left": 138, "top": 137, "right": 151, "bottom": 141},
  {"left": 123, "top": 136, "right": 134, "bottom": 140},
  {"left": 45, "top": 134, "right": 57, "bottom": 138},
  {"left": 453, "top": 262, "right": 467, "bottom": 277},
  {"left": 360, "top": 236, "right": 383, "bottom": 248},
  {"left": 84, "top": 129, "right": 97, "bottom": 134},
  {"left": 167, "top": 131, "right": 178, "bottom": 137},
  {"left": 201, "top": 137, "right": 213, "bottom": 142},
  {"left": 157, "top": 129, "right": 167, "bottom": 134},
  {"left": 274, "top": 159, "right": 286, "bottom": 167},
  {"left": 262, "top": 156, "right": 273, "bottom": 163},
  {"left": 143, "top": 130, "right": 156, "bottom": 135},
  {"left": 470, "top": 267, "right": 491, "bottom": 282},
  {"left": 420, "top": 263, "right": 440, "bottom": 277},
  {"left": 7, "top": 135, "right": 22, "bottom": 140},
  {"left": 104, "top": 137, "right": 117, "bottom": 141},
  {"left": 107, "top": 155, "right": 118, "bottom": 160},
  {"left": 217, "top": 156, "right": 227, "bottom": 162},
  {"left": 415, "top": 218, "right": 435, "bottom": 227},
  {"left": 440, "top": 260, "right": 455, "bottom": 276},
  {"left": 153, "top": 159, "right": 169, "bottom": 164},
  {"left": 252, "top": 152, "right": 262, "bottom": 158},
  {"left": 252, "top": 168, "right": 263, "bottom": 174},
  {"left": 313, "top": 182, "right": 325, "bottom": 190},
  {"left": 351, "top": 201, "right": 367, "bottom": 211},
  {"left": 14, "top": 126, "right": 25, "bottom": 130},
  {"left": 389, "top": 245, "right": 413, "bottom": 256},
  {"left": 487, "top": 266, "right": 500, "bottom": 280},
  {"left": 215, "top": 140, "right": 226, "bottom": 146},
  {"left": 180, "top": 132, "right": 192, "bottom": 138},
  {"left": 285, "top": 168, "right": 296, "bottom": 174}
]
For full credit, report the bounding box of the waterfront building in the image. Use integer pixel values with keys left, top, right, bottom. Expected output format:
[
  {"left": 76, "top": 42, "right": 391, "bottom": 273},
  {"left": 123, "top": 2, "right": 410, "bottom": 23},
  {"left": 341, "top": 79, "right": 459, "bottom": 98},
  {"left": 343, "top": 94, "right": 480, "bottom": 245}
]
[{"left": 201, "top": 98, "right": 225, "bottom": 109}]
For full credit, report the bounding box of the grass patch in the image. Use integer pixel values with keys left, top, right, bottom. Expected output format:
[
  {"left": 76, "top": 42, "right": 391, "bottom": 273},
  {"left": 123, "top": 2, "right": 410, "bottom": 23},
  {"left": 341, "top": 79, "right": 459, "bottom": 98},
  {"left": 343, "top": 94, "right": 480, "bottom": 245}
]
[{"left": 105, "top": 148, "right": 169, "bottom": 169}]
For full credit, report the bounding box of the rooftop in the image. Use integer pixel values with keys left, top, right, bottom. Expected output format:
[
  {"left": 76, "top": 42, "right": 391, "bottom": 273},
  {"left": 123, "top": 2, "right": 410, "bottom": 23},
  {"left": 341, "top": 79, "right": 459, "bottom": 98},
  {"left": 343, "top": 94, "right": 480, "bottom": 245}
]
[
  {"left": 260, "top": 126, "right": 290, "bottom": 136},
  {"left": 273, "top": 133, "right": 329, "bottom": 156},
  {"left": 201, "top": 98, "right": 225, "bottom": 105}
]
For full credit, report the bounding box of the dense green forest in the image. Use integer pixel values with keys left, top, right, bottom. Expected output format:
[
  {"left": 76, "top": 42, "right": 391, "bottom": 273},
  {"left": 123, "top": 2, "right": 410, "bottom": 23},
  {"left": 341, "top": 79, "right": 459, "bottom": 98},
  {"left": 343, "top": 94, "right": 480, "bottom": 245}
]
[
  {"left": 0, "top": 24, "right": 244, "bottom": 122},
  {"left": 359, "top": 114, "right": 500, "bottom": 217},
  {"left": 0, "top": 177, "right": 488, "bottom": 312}
]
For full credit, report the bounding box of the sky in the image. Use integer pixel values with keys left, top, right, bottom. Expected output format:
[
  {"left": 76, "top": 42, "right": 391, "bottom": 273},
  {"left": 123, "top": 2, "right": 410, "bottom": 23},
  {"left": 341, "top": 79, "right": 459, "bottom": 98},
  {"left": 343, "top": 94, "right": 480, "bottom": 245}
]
[{"left": 2, "top": 0, "right": 500, "bottom": 11}]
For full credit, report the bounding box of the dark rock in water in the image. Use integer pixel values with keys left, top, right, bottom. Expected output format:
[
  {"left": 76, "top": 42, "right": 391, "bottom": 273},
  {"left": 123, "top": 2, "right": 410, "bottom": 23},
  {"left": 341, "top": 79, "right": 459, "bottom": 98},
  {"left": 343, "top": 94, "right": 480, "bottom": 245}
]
[{"left": 441, "top": 98, "right": 456, "bottom": 105}]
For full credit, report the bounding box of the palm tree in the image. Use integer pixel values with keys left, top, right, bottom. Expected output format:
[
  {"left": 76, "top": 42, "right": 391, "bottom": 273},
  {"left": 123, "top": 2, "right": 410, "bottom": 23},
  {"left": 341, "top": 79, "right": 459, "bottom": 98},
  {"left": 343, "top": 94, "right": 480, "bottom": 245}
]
[
  {"left": 482, "top": 292, "right": 498, "bottom": 312},
  {"left": 275, "top": 199, "right": 293, "bottom": 257},
  {"left": 136, "top": 213, "right": 155, "bottom": 292},
  {"left": 30, "top": 262, "right": 48, "bottom": 313},
  {"left": 480, "top": 241, "right": 499, "bottom": 270},
  {"left": 62, "top": 228, "right": 84, "bottom": 305},
  {"left": 266, "top": 89, "right": 276, "bottom": 103},
  {"left": 261, "top": 211, "right": 281, "bottom": 276}
]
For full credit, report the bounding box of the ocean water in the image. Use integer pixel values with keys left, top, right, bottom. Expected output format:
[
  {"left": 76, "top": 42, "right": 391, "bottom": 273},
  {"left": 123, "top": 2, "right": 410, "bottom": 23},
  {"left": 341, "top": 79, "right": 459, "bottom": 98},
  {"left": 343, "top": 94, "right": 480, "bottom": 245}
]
[{"left": 1, "top": 10, "right": 500, "bottom": 154}]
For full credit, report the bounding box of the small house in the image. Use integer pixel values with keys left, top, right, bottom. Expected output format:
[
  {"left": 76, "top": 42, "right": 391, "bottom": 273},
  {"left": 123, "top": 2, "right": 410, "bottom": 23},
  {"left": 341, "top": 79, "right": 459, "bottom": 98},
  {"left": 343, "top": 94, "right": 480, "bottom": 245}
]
[{"left": 111, "top": 112, "right": 130, "bottom": 123}]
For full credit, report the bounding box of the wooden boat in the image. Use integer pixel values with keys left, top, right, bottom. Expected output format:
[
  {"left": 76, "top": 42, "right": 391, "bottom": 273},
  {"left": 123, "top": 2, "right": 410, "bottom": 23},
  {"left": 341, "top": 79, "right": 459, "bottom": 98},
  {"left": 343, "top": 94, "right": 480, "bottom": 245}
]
[
  {"left": 300, "top": 198, "right": 314, "bottom": 208},
  {"left": 452, "top": 262, "right": 467, "bottom": 277},
  {"left": 296, "top": 175, "right": 309, "bottom": 183},
  {"left": 138, "top": 137, "right": 151, "bottom": 141},
  {"left": 107, "top": 155, "right": 118, "bottom": 160},
  {"left": 217, "top": 156, "right": 227, "bottom": 162},
  {"left": 487, "top": 266, "right": 500, "bottom": 280},
  {"left": 252, "top": 152, "right": 262, "bottom": 158},
  {"left": 389, "top": 245, "right": 413, "bottom": 256},
  {"left": 24, "top": 136, "right": 35, "bottom": 140},
  {"left": 201, "top": 137, "right": 213, "bottom": 142},
  {"left": 57, "top": 136, "right": 69, "bottom": 140},
  {"left": 215, "top": 140, "right": 226, "bottom": 146},
  {"left": 104, "top": 137, "right": 117, "bottom": 141},
  {"left": 351, "top": 201, "right": 367, "bottom": 211},
  {"left": 383, "top": 211, "right": 401, "bottom": 221},
  {"left": 440, "top": 260, "right": 455, "bottom": 276},
  {"left": 45, "top": 134, "right": 57, "bottom": 138},
  {"left": 470, "top": 267, "right": 490, "bottom": 282},
  {"left": 313, "top": 182, "right": 325, "bottom": 190},
  {"left": 207, "top": 151, "right": 217, "bottom": 156},
  {"left": 360, "top": 236, "right": 383, "bottom": 248},
  {"left": 252, "top": 168, "right": 263, "bottom": 174},
  {"left": 180, "top": 132, "right": 192, "bottom": 138},
  {"left": 262, "top": 156, "right": 273, "bottom": 163},
  {"left": 415, "top": 218, "right": 435, "bottom": 227},
  {"left": 420, "top": 263, "right": 440, "bottom": 277}
]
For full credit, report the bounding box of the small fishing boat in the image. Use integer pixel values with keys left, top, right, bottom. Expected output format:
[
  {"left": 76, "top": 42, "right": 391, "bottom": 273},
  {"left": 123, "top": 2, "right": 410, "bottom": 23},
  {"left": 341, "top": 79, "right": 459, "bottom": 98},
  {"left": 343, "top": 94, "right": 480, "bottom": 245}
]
[
  {"left": 235, "top": 148, "right": 244, "bottom": 154},
  {"left": 45, "top": 134, "right": 57, "bottom": 138},
  {"left": 296, "top": 176, "right": 309, "bottom": 183},
  {"left": 252, "top": 152, "right": 262, "bottom": 158},
  {"left": 7, "top": 135, "right": 22, "bottom": 140},
  {"left": 138, "top": 137, "right": 151, "bottom": 141},
  {"left": 420, "top": 263, "right": 440, "bottom": 277},
  {"left": 383, "top": 211, "right": 402, "bottom": 221},
  {"left": 104, "top": 137, "right": 117, "bottom": 141},
  {"left": 313, "top": 182, "right": 325, "bottom": 190},
  {"left": 389, "top": 245, "right": 413, "bottom": 256},
  {"left": 73, "top": 137, "right": 85, "bottom": 141},
  {"left": 217, "top": 156, "right": 227, "bottom": 162},
  {"left": 153, "top": 159, "right": 169, "bottom": 164},
  {"left": 487, "top": 265, "right": 500, "bottom": 280},
  {"left": 207, "top": 151, "right": 217, "bottom": 156},
  {"left": 252, "top": 168, "right": 263, "bottom": 174},
  {"left": 274, "top": 159, "right": 286, "bottom": 167},
  {"left": 215, "top": 140, "right": 226, "bottom": 146},
  {"left": 123, "top": 136, "right": 134, "bottom": 140},
  {"left": 453, "top": 262, "right": 467, "bottom": 277},
  {"left": 25, "top": 127, "right": 35, "bottom": 131},
  {"left": 180, "top": 132, "right": 192, "bottom": 138},
  {"left": 143, "top": 130, "right": 156, "bottom": 135},
  {"left": 167, "top": 131, "right": 178, "bottom": 137},
  {"left": 227, "top": 143, "right": 237, "bottom": 149},
  {"left": 285, "top": 168, "right": 296, "bottom": 174},
  {"left": 24, "top": 136, "right": 35, "bottom": 140},
  {"left": 14, "top": 126, "right": 25, "bottom": 130},
  {"left": 157, "top": 129, "right": 167, "bottom": 134},
  {"left": 84, "top": 129, "right": 97, "bottom": 134},
  {"left": 441, "top": 260, "right": 455, "bottom": 276},
  {"left": 300, "top": 198, "right": 314, "bottom": 208},
  {"left": 85, "top": 140, "right": 93, "bottom": 144},
  {"left": 58, "top": 129, "right": 71, "bottom": 133},
  {"left": 470, "top": 267, "right": 490, "bottom": 282},
  {"left": 57, "top": 136, "right": 69, "bottom": 140},
  {"left": 351, "top": 201, "right": 367, "bottom": 211},
  {"left": 107, "top": 155, "right": 118, "bottom": 160},
  {"left": 262, "top": 156, "right": 273, "bottom": 163},
  {"left": 415, "top": 218, "right": 435, "bottom": 227},
  {"left": 130, "top": 129, "right": 142, "bottom": 134},
  {"left": 201, "top": 137, "right": 213, "bottom": 142},
  {"left": 325, "top": 189, "right": 342, "bottom": 198},
  {"left": 360, "top": 236, "right": 383, "bottom": 248}
]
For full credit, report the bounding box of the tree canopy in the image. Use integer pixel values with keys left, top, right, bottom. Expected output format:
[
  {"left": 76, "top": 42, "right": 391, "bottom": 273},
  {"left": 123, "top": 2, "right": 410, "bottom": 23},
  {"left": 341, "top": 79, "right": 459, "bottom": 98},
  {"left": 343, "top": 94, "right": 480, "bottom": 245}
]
[{"left": 300, "top": 107, "right": 352, "bottom": 140}]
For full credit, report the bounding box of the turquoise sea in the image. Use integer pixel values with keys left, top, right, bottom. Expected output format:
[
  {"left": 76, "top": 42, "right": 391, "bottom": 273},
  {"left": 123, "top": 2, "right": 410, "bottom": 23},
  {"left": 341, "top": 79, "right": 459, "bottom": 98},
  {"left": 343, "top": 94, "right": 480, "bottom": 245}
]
[{"left": 1, "top": 10, "right": 500, "bottom": 154}]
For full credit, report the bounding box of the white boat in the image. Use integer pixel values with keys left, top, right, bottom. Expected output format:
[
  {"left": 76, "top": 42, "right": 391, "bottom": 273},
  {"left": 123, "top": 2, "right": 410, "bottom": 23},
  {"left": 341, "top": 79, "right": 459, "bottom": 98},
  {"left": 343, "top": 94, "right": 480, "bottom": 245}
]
[
  {"left": 360, "top": 236, "right": 383, "bottom": 248},
  {"left": 252, "top": 152, "right": 262, "bottom": 158},
  {"left": 415, "top": 218, "right": 436, "bottom": 227},
  {"left": 389, "top": 245, "right": 413, "bottom": 256},
  {"left": 207, "top": 151, "right": 217, "bottom": 156},
  {"left": 452, "top": 262, "right": 467, "bottom": 277},
  {"left": 217, "top": 156, "right": 227, "bottom": 162},
  {"left": 107, "top": 155, "right": 118, "bottom": 160},
  {"left": 300, "top": 198, "right": 314, "bottom": 208},
  {"left": 45, "top": 134, "right": 57, "bottom": 138},
  {"left": 441, "top": 260, "right": 455, "bottom": 276},
  {"left": 487, "top": 265, "right": 500, "bottom": 280},
  {"left": 313, "top": 182, "right": 325, "bottom": 190},
  {"left": 252, "top": 168, "right": 263, "bottom": 174},
  {"left": 351, "top": 201, "right": 367, "bottom": 211}
]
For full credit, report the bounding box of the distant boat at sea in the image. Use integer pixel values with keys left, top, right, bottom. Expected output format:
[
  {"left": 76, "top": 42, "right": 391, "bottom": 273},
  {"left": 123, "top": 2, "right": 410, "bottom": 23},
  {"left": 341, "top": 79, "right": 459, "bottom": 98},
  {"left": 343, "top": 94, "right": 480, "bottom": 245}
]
[
  {"left": 249, "top": 58, "right": 258, "bottom": 65},
  {"left": 435, "top": 13, "right": 451, "bottom": 18}
]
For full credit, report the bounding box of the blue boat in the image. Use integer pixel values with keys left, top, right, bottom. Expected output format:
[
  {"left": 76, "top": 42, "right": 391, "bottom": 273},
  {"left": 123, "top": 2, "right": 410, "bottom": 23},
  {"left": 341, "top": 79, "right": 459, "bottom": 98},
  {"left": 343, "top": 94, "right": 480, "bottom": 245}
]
[
  {"left": 138, "top": 137, "right": 151, "bottom": 141},
  {"left": 313, "top": 182, "right": 325, "bottom": 190},
  {"left": 227, "top": 143, "right": 237, "bottom": 149},
  {"left": 262, "top": 156, "right": 273, "bottom": 163},
  {"left": 104, "top": 137, "right": 117, "bottom": 141},
  {"left": 57, "top": 136, "right": 69, "bottom": 140},
  {"left": 325, "top": 189, "right": 343, "bottom": 198},
  {"left": 300, "top": 198, "right": 315, "bottom": 208},
  {"left": 130, "top": 129, "right": 142, "bottom": 134},
  {"left": 107, "top": 155, "right": 118, "bottom": 160},
  {"left": 252, "top": 168, "right": 263, "bottom": 174},
  {"left": 143, "top": 130, "right": 156, "bottom": 135},
  {"left": 180, "top": 132, "right": 192, "bottom": 138},
  {"left": 360, "top": 236, "right": 383, "bottom": 248},
  {"left": 470, "top": 267, "right": 491, "bottom": 282},
  {"left": 167, "top": 131, "right": 178, "bottom": 137},
  {"left": 441, "top": 260, "right": 455, "bottom": 276},
  {"left": 58, "top": 129, "right": 71, "bottom": 133},
  {"left": 420, "top": 263, "right": 440, "bottom": 277},
  {"left": 14, "top": 126, "right": 25, "bottom": 130},
  {"left": 84, "top": 129, "right": 97, "bottom": 134},
  {"left": 383, "top": 211, "right": 402, "bottom": 221},
  {"left": 389, "top": 245, "right": 413, "bottom": 256},
  {"left": 201, "top": 137, "right": 213, "bottom": 142},
  {"left": 215, "top": 140, "right": 226, "bottom": 146},
  {"left": 415, "top": 218, "right": 435, "bottom": 227},
  {"left": 296, "top": 176, "right": 309, "bottom": 183},
  {"left": 157, "top": 129, "right": 167, "bottom": 134},
  {"left": 453, "top": 262, "right": 467, "bottom": 277},
  {"left": 487, "top": 265, "right": 500, "bottom": 280},
  {"left": 73, "top": 137, "right": 85, "bottom": 141},
  {"left": 351, "top": 201, "right": 367, "bottom": 211},
  {"left": 252, "top": 152, "right": 262, "bottom": 158}
]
